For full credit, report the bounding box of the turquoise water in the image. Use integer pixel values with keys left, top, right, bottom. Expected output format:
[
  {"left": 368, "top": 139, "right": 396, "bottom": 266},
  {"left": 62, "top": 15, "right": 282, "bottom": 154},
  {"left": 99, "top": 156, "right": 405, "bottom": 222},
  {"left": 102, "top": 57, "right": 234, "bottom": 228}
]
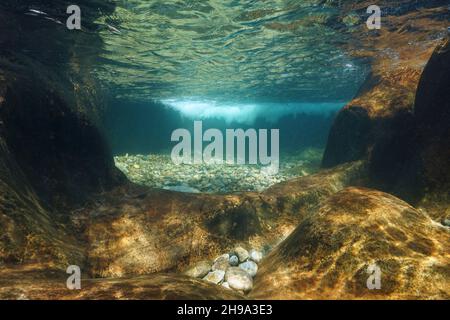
[{"left": 95, "top": 1, "right": 369, "bottom": 104}]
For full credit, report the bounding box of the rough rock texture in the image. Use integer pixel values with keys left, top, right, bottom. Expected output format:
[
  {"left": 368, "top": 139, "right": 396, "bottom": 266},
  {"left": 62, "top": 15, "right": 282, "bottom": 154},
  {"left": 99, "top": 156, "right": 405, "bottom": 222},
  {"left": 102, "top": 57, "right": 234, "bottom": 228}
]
[
  {"left": 251, "top": 187, "right": 450, "bottom": 300},
  {"left": 0, "top": 74, "right": 124, "bottom": 208},
  {"left": 322, "top": 2, "right": 450, "bottom": 203},
  {"left": 0, "top": 1, "right": 369, "bottom": 290},
  {"left": 0, "top": 0, "right": 123, "bottom": 269},
  {"left": 322, "top": 106, "right": 371, "bottom": 168},
  {"left": 368, "top": 38, "right": 450, "bottom": 207},
  {"left": 324, "top": 7, "right": 450, "bottom": 209},
  {"left": 323, "top": 3, "right": 449, "bottom": 169}
]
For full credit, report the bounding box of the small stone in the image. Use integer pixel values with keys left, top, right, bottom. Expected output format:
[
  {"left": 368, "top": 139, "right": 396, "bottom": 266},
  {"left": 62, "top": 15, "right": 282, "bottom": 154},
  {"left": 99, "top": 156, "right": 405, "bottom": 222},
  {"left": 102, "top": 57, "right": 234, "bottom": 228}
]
[
  {"left": 234, "top": 247, "right": 249, "bottom": 262},
  {"left": 212, "top": 255, "right": 230, "bottom": 272},
  {"left": 229, "top": 255, "right": 239, "bottom": 266},
  {"left": 222, "top": 282, "right": 231, "bottom": 289},
  {"left": 442, "top": 218, "right": 450, "bottom": 227},
  {"left": 203, "top": 270, "right": 225, "bottom": 284},
  {"left": 225, "top": 267, "right": 253, "bottom": 292},
  {"left": 239, "top": 261, "right": 258, "bottom": 277},
  {"left": 214, "top": 253, "right": 230, "bottom": 262},
  {"left": 133, "top": 164, "right": 140, "bottom": 169},
  {"left": 249, "top": 249, "right": 263, "bottom": 263},
  {"left": 184, "top": 261, "right": 211, "bottom": 278}
]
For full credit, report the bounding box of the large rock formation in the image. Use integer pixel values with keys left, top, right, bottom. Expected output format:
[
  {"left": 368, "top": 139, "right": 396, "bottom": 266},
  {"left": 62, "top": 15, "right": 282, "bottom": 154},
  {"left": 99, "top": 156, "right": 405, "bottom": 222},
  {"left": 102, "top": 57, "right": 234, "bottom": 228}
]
[
  {"left": 323, "top": 2, "right": 450, "bottom": 206},
  {"left": 368, "top": 38, "right": 450, "bottom": 215},
  {"left": 251, "top": 187, "right": 450, "bottom": 300},
  {"left": 80, "top": 161, "right": 366, "bottom": 277},
  {"left": 0, "top": 0, "right": 122, "bottom": 268},
  {"left": 0, "top": 0, "right": 448, "bottom": 300},
  {"left": 413, "top": 38, "right": 450, "bottom": 221}
]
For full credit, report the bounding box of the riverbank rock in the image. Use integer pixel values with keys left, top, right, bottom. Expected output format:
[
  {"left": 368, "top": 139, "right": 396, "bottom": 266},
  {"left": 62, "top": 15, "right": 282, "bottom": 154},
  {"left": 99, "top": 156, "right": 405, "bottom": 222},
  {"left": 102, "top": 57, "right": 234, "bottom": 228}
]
[
  {"left": 251, "top": 187, "right": 450, "bottom": 300},
  {"left": 413, "top": 38, "right": 450, "bottom": 221}
]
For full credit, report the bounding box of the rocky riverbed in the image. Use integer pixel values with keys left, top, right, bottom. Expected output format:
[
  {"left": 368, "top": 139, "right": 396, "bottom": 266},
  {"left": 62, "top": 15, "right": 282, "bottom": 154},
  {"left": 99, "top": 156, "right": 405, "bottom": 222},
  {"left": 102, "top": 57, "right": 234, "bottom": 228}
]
[
  {"left": 114, "top": 149, "right": 322, "bottom": 193},
  {"left": 184, "top": 246, "right": 264, "bottom": 294}
]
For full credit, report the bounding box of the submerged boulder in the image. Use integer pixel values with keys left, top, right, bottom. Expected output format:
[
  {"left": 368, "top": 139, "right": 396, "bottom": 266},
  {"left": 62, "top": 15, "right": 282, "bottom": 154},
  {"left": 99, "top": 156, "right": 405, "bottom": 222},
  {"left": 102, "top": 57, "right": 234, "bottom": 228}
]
[
  {"left": 322, "top": 106, "right": 371, "bottom": 168},
  {"left": 413, "top": 38, "right": 450, "bottom": 220},
  {"left": 251, "top": 187, "right": 450, "bottom": 300}
]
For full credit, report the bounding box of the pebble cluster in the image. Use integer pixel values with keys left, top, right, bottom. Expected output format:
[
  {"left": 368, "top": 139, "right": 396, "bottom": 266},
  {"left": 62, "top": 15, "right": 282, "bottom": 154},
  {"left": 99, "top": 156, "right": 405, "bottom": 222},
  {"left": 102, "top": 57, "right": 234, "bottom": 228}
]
[
  {"left": 114, "top": 150, "right": 321, "bottom": 193},
  {"left": 184, "top": 247, "right": 264, "bottom": 294}
]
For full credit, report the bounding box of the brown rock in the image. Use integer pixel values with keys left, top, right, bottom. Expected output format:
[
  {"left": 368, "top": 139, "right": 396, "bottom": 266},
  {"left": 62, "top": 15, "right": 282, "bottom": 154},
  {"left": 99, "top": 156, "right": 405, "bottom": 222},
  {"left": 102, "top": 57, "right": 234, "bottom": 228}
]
[
  {"left": 212, "top": 255, "right": 230, "bottom": 272},
  {"left": 251, "top": 187, "right": 450, "bottom": 300},
  {"left": 203, "top": 270, "right": 225, "bottom": 284},
  {"left": 234, "top": 247, "right": 249, "bottom": 263},
  {"left": 413, "top": 38, "right": 450, "bottom": 220},
  {"left": 225, "top": 267, "right": 253, "bottom": 292},
  {"left": 184, "top": 261, "right": 211, "bottom": 279}
]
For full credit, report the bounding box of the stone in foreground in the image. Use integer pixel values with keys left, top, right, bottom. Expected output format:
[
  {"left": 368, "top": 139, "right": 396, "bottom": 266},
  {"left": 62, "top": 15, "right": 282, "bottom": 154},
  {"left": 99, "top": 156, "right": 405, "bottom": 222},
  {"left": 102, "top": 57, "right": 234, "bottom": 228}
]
[
  {"left": 184, "top": 261, "right": 211, "bottom": 279},
  {"left": 212, "top": 255, "right": 230, "bottom": 272},
  {"left": 251, "top": 187, "right": 450, "bottom": 300},
  {"left": 225, "top": 267, "right": 253, "bottom": 292},
  {"left": 239, "top": 261, "right": 258, "bottom": 278},
  {"left": 203, "top": 270, "right": 225, "bottom": 284}
]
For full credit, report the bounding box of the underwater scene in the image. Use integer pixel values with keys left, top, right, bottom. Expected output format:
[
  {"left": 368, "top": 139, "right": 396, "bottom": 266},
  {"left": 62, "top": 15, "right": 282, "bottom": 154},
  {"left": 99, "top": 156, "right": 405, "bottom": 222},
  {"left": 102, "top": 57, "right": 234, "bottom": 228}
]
[{"left": 0, "top": 0, "right": 449, "bottom": 303}]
